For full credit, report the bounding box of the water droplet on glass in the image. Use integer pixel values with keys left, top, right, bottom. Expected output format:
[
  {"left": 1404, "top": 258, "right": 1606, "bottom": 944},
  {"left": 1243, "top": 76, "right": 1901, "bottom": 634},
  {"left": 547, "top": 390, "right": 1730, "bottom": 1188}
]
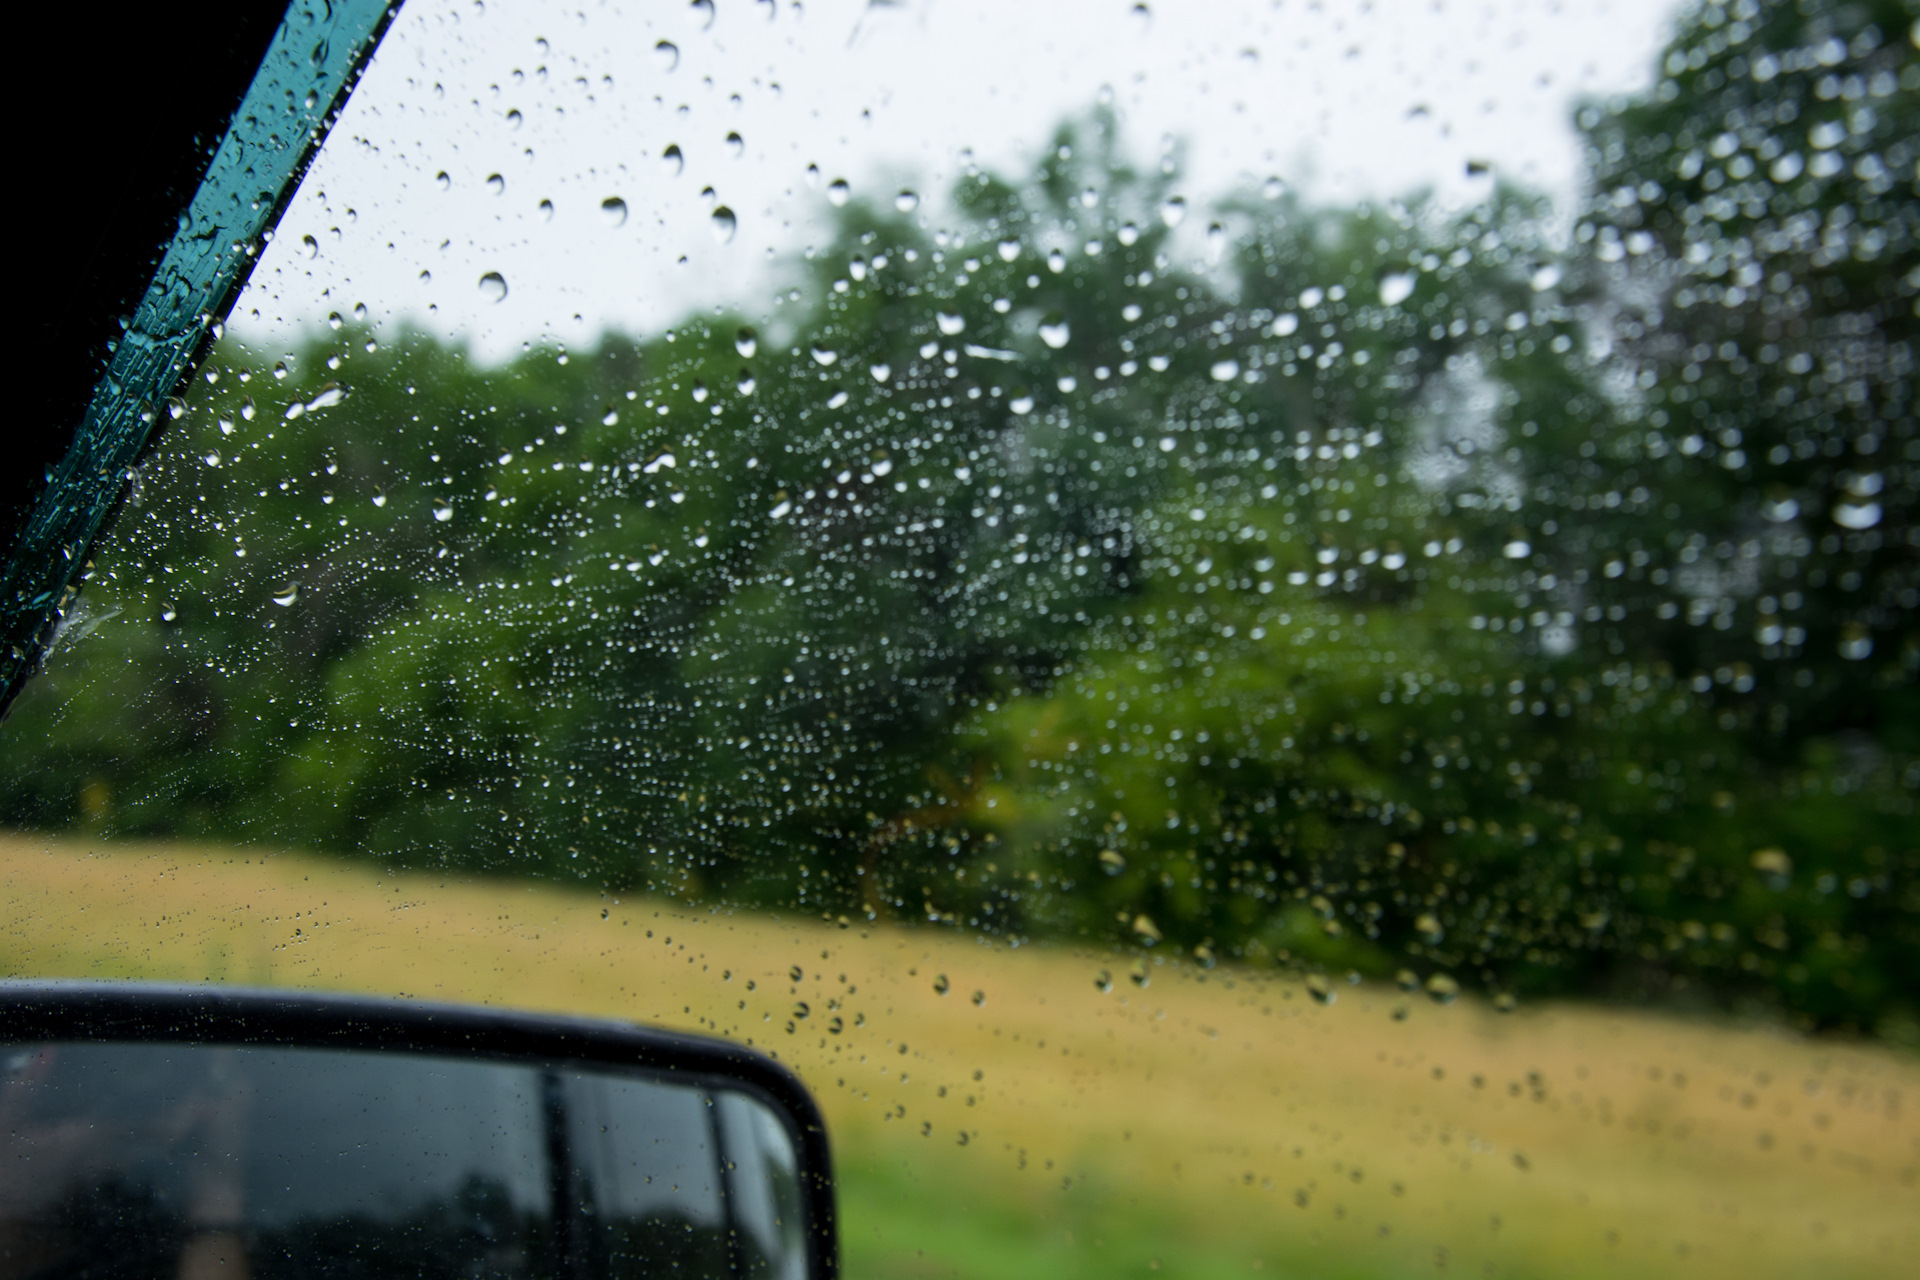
[
  {"left": 871, "top": 458, "right": 892, "bottom": 477},
  {"left": 735, "top": 328, "right": 758, "bottom": 357},
  {"left": 1379, "top": 271, "right": 1416, "bottom": 306},
  {"left": 1159, "top": 196, "right": 1186, "bottom": 227},
  {"left": 1262, "top": 175, "right": 1286, "bottom": 200},
  {"left": 272, "top": 584, "right": 299, "bottom": 607},
  {"left": 1046, "top": 249, "right": 1066, "bottom": 273},
  {"left": 1833, "top": 500, "right": 1882, "bottom": 530},
  {"left": 810, "top": 346, "right": 838, "bottom": 367},
  {"left": 895, "top": 189, "right": 920, "bottom": 213},
  {"left": 160, "top": 605, "right": 177, "bottom": 623},
  {"left": 478, "top": 272, "right": 508, "bottom": 303},
  {"left": 1726, "top": 472, "right": 1782, "bottom": 519},
  {"left": 869, "top": 362, "right": 890, "bottom": 383},
  {"left": 936, "top": 311, "right": 966, "bottom": 336},
  {"left": 1306, "top": 974, "right": 1336, "bottom": 1005},
  {"left": 1529, "top": 263, "right": 1562, "bottom": 292},
  {"left": 932, "top": 974, "right": 950, "bottom": 995},
  {"left": 538, "top": 199, "right": 554, "bottom": 220},
  {"left": 997, "top": 238, "right": 1020, "bottom": 262},
  {"left": 505, "top": 108, "right": 522, "bottom": 129},
  {"left": 1272, "top": 312, "right": 1299, "bottom": 337},
  {"left": 435, "top": 171, "right": 451, "bottom": 191},
  {"left": 486, "top": 173, "right": 505, "bottom": 196},
  {"left": 688, "top": 0, "right": 714, "bottom": 30},
  {"left": 654, "top": 39, "right": 680, "bottom": 70},
  {"left": 1503, "top": 539, "right": 1532, "bottom": 560},
  {"left": 371, "top": 489, "right": 388, "bottom": 508},
  {"left": 662, "top": 144, "right": 684, "bottom": 176},
  {"left": 1098, "top": 849, "right": 1125, "bottom": 873},
  {"left": 327, "top": 312, "right": 343, "bottom": 330},
  {"left": 203, "top": 450, "right": 222, "bottom": 468},
  {"left": 1210, "top": 359, "right": 1240, "bottom": 382},
  {"left": 971, "top": 990, "right": 985, "bottom": 1006},
  {"left": 1117, "top": 222, "right": 1139, "bottom": 247},
  {"left": 793, "top": 1001, "right": 810, "bottom": 1020},
  {"left": 827, "top": 178, "right": 850, "bottom": 206},
  {"left": 352, "top": 302, "right": 367, "bottom": 321},
  {"left": 1425, "top": 973, "right": 1461, "bottom": 1005},
  {"left": 737, "top": 369, "right": 756, "bottom": 395},
  {"left": 725, "top": 131, "right": 744, "bottom": 158},
  {"left": 1009, "top": 392, "right": 1035, "bottom": 415},
  {"left": 1038, "top": 315, "right": 1071, "bottom": 349},
  {"left": 1094, "top": 968, "right": 1113, "bottom": 993},
  {"left": 1206, "top": 222, "right": 1227, "bottom": 263},
  {"left": 301, "top": 235, "right": 318, "bottom": 259},
  {"left": 601, "top": 197, "right": 628, "bottom": 226},
  {"left": 826, "top": 389, "right": 849, "bottom": 409},
  {"left": 710, "top": 206, "right": 737, "bottom": 242}
]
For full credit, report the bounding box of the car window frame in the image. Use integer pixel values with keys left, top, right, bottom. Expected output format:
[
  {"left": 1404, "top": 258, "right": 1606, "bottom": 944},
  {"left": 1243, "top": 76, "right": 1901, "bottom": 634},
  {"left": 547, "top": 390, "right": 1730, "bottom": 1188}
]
[{"left": 0, "top": 0, "right": 401, "bottom": 718}]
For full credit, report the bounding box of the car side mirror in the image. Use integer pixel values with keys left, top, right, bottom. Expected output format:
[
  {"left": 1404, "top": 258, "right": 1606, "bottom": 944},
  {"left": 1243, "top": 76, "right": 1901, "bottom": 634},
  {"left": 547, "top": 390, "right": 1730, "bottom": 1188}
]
[{"left": 0, "top": 981, "right": 836, "bottom": 1279}]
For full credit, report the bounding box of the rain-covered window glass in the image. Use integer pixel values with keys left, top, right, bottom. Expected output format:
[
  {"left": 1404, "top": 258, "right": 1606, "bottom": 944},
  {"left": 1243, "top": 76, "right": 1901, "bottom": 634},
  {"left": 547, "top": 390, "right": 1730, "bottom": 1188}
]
[{"left": 5, "top": 1, "right": 1915, "bottom": 1277}]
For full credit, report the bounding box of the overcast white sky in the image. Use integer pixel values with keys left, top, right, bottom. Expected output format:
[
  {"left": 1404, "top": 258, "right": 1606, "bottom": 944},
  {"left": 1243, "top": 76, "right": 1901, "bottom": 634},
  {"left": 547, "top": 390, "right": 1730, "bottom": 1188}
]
[{"left": 233, "top": 0, "right": 1679, "bottom": 362}]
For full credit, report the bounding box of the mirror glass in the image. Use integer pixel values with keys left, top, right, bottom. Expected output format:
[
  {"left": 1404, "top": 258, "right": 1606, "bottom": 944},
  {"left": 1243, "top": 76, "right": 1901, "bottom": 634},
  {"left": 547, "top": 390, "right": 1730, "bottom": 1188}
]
[{"left": 0, "top": 1040, "right": 807, "bottom": 1279}]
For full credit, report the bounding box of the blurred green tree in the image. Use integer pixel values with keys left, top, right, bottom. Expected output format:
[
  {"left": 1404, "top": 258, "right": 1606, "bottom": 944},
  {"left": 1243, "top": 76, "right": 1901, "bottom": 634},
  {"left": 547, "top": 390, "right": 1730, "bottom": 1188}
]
[{"left": 3, "top": 2, "right": 1913, "bottom": 1035}]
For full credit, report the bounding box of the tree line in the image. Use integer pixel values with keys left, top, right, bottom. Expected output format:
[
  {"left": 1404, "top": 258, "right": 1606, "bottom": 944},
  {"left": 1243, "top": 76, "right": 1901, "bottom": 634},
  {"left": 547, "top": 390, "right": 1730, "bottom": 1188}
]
[{"left": 5, "top": 0, "right": 1914, "bottom": 1035}]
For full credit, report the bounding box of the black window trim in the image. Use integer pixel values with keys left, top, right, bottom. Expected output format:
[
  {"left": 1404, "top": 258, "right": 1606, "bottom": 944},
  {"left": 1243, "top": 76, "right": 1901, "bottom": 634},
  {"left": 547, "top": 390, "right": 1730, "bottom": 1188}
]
[{"left": 1, "top": 0, "right": 403, "bottom": 719}]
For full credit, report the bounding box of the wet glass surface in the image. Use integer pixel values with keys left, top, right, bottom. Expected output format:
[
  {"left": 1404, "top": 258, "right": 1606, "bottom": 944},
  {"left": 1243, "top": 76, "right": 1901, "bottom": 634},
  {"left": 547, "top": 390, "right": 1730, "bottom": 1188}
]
[{"left": 2, "top": 1, "right": 1914, "bottom": 1276}]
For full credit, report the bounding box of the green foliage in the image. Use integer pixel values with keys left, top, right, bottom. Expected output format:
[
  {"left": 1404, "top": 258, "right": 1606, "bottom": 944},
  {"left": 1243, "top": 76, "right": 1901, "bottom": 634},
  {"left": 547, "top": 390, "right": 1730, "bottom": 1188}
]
[{"left": 4, "top": 2, "right": 1915, "bottom": 1034}]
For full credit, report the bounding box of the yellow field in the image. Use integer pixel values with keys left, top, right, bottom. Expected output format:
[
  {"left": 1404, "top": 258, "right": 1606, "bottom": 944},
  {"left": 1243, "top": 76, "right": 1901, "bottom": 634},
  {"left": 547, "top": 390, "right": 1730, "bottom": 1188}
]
[{"left": 3, "top": 830, "right": 1914, "bottom": 1279}]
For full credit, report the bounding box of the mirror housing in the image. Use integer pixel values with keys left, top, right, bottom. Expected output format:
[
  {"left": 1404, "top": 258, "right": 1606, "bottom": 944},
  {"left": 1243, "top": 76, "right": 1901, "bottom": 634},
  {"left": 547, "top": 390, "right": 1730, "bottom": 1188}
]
[{"left": 0, "top": 980, "right": 837, "bottom": 1279}]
